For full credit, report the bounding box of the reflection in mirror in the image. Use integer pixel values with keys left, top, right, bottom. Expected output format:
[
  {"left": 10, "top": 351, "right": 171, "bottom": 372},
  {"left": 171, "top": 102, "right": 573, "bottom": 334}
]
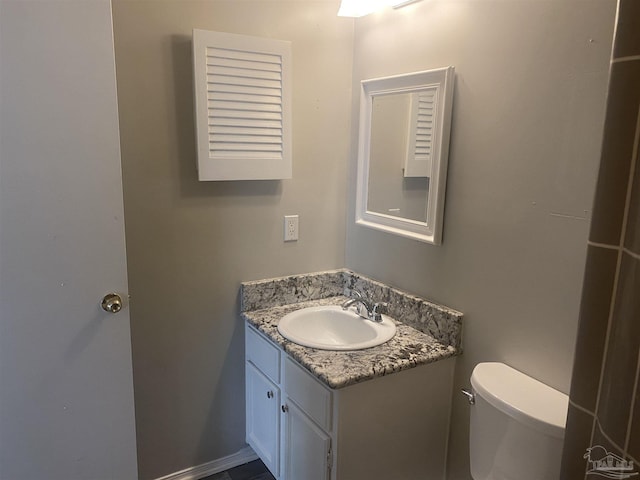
[
  {"left": 368, "top": 93, "right": 429, "bottom": 223},
  {"left": 355, "top": 67, "right": 455, "bottom": 244}
]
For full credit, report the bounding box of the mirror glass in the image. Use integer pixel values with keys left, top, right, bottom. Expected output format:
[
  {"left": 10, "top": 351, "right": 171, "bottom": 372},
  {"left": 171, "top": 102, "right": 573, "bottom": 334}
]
[
  {"left": 355, "top": 67, "right": 455, "bottom": 244},
  {"left": 368, "top": 93, "right": 429, "bottom": 223}
]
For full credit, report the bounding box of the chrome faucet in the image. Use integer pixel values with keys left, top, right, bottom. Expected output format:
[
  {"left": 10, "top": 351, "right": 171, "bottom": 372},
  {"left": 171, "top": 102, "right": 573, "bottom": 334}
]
[{"left": 341, "top": 289, "right": 388, "bottom": 323}]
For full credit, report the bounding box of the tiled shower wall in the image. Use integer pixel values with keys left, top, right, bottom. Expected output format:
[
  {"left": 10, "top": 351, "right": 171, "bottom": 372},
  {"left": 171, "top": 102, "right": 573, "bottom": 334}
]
[{"left": 560, "top": 0, "right": 640, "bottom": 477}]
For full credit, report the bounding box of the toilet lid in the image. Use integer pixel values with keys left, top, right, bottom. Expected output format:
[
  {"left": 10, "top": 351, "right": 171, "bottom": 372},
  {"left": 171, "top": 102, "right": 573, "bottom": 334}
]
[{"left": 471, "top": 362, "right": 568, "bottom": 439}]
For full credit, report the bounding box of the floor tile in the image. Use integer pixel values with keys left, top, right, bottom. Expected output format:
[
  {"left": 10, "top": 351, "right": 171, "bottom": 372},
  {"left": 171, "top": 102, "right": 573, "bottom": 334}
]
[{"left": 201, "top": 460, "right": 274, "bottom": 480}]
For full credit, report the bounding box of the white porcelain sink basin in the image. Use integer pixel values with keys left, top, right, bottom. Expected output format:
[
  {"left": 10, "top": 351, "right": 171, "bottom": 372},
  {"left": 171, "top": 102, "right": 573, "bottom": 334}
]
[{"left": 277, "top": 305, "right": 396, "bottom": 350}]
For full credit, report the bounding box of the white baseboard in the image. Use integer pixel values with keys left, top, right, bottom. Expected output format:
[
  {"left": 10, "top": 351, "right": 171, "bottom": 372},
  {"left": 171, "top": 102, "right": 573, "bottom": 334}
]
[{"left": 155, "top": 446, "right": 258, "bottom": 480}]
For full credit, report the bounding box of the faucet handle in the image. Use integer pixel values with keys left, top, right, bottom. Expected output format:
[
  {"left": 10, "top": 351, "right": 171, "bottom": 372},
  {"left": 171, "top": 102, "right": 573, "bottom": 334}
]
[{"left": 371, "top": 302, "right": 388, "bottom": 322}]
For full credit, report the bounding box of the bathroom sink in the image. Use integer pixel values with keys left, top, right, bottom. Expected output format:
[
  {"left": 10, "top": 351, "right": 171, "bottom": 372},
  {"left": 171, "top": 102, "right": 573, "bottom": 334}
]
[{"left": 277, "top": 305, "right": 396, "bottom": 350}]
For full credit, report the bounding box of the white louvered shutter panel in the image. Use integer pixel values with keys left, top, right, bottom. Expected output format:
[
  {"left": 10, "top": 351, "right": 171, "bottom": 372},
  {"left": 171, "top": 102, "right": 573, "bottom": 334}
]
[
  {"left": 193, "top": 30, "right": 292, "bottom": 180},
  {"left": 404, "top": 87, "right": 438, "bottom": 178}
]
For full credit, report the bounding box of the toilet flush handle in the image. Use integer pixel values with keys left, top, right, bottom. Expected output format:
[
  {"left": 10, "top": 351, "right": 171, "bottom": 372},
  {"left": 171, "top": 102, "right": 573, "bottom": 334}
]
[{"left": 461, "top": 388, "right": 475, "bottom": 405}]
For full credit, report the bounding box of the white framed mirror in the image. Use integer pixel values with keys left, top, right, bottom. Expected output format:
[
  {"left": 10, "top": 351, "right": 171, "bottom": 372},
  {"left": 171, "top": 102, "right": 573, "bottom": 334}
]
[{"left": 356, "top": 67, "right": 455, "bottom": 244}]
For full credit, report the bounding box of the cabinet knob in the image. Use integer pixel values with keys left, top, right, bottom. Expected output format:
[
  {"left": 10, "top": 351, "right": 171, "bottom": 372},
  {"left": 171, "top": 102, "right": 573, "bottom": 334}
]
[
  {"left": 281, "top": 404, "right": 288, "bottom": 413},
  {"left": 267, "top": 391, "right": 274, "bottom": 399}
]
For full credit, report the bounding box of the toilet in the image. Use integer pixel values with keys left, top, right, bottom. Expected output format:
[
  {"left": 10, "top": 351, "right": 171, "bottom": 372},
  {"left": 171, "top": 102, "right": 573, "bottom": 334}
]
[{"left": 467, "top": 362, "right": 569, "bottom": 480}]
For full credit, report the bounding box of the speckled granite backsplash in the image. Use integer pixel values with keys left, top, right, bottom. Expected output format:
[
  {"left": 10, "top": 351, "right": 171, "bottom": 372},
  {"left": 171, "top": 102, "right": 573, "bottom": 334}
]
[{"left": 241, "top": 269, "right": 463, "bottom": 350}]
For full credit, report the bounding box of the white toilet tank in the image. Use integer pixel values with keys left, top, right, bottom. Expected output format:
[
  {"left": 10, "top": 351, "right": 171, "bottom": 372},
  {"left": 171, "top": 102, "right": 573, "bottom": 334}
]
[{"left": 469, "top": 362, "right": 569, "bottom": 480}]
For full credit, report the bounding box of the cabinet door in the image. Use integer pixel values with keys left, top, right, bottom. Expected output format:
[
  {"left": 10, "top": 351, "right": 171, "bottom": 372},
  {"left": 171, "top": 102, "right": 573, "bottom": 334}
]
[
  {"left": 192, "top": 29, "right": 292, "bottom": 181},
  {"left": 281, "top": 401, "right": 331, "bottom": 480},
  {"left": 246, "top": 362, "right": 280, "bottom": 476}
]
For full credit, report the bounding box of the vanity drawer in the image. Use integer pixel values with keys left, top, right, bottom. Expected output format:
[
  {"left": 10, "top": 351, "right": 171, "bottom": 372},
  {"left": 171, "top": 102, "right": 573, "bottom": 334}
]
[
  {"left": 284, "top": 357, "right": 332, "bottom": 431},
  {"left": 246, "top": 326, "right": 280, "bottom": 383}
]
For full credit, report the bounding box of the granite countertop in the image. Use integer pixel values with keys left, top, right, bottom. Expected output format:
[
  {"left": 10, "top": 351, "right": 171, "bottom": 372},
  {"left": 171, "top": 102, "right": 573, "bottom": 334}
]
[{"left": 242, "top": 296, "right": 459, "bottom": 390}]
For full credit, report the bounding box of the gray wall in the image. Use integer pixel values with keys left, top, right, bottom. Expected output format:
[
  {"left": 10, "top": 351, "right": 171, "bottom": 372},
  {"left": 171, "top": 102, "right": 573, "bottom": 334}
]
[
  {"left": 110, "top": 1, "right": 353, "bottom": 478},
  {"left": 345, "top": 1, "right": 615, "bottom": 478}
]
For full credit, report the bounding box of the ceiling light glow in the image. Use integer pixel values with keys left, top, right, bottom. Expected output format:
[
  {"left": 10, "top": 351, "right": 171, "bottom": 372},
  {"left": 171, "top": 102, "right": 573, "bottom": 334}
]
[{"left": 337, "top": 0, "right": 421, "bottom": 17}]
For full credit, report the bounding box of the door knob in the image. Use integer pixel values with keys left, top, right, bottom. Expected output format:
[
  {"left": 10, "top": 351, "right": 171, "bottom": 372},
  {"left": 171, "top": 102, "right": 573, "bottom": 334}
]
[{"left": 101, "top": 293, "right": 123, "bottom": 314}]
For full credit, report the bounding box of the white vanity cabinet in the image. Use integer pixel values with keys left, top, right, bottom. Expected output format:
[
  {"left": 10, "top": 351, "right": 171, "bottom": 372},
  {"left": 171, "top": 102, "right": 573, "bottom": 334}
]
[
  {"left": 281, "top": 356, "right": 333, "bottom": 480},
  {"left": 245, "top": 324, "right": 455, "bottom": 480},
  {"left": 246, "top": 326, "right": 332, "bottom": 480},
  {"left": 245, "top": 327, "right": 281, "bottom": 475}
]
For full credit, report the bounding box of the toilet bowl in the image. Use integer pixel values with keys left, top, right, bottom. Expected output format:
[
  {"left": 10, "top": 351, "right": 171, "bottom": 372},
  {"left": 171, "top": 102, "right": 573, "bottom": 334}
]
[{"left": 467, "top": 362, "right": 569, "bottom": 480}]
